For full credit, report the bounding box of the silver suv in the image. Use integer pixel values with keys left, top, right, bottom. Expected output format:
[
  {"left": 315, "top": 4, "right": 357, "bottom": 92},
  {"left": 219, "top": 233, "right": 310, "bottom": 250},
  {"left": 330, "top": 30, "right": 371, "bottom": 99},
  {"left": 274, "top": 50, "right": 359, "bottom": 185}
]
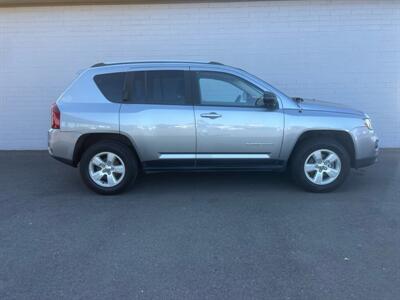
[{"left": 48, "top": 61, "right": 379, "bottom": 194}]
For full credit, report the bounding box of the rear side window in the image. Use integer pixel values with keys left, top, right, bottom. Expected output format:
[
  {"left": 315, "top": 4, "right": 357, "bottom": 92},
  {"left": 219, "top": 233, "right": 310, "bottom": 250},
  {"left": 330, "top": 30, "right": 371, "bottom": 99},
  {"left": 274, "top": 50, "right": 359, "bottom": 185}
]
[
  {"left": 146, "top": 71, "right": 185, "bottom": 105},
  {"left": 131, "top": 71, "right": 146, "bottom": 103},
  {"left": 94, "top": 72, "right": 126, "bottom": 102},
  {"left": 94, "top": 70, "right": 187, "bottom": 105},
  {"left": 129, "top": 70, "right": 187, "bottom": 105}
]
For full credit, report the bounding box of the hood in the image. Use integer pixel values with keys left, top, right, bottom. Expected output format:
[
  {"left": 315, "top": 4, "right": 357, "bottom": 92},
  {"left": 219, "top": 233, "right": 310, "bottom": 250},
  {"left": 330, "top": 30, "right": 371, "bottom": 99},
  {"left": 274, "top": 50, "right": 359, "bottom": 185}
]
[{"left": 297, "top": 98, "right": 365, "bottom": 117}]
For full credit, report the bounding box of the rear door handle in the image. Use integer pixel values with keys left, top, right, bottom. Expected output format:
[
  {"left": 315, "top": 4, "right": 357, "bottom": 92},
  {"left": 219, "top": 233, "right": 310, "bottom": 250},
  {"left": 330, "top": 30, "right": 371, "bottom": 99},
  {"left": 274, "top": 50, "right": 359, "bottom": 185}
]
[{"left": 200, "top": 112, "right": 222, "bottom": 119}]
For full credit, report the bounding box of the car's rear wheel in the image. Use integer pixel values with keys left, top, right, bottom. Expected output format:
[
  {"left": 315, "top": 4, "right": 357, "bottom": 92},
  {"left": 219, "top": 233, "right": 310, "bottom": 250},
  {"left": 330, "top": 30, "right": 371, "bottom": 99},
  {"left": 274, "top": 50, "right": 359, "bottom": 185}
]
[
  {"left": 79, "top": 141, "right": 138, "bottom": 195},
  {"left": 290, "top": 138, "right": 350, "bottom": 192}
]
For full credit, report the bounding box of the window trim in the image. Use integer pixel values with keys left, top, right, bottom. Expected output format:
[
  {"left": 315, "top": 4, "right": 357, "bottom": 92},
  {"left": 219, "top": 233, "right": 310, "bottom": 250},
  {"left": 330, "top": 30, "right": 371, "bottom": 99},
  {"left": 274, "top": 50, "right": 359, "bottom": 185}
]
[{"left": 191, "top": 71, "right": 269, "bottom": 108}]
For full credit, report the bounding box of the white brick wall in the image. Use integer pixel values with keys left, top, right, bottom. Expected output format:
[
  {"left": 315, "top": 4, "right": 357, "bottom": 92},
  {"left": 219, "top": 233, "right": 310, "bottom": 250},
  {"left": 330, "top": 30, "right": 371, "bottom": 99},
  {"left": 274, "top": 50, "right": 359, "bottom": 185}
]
[{"left": 0, "top": 0, "right": 399, "bottom": 149}]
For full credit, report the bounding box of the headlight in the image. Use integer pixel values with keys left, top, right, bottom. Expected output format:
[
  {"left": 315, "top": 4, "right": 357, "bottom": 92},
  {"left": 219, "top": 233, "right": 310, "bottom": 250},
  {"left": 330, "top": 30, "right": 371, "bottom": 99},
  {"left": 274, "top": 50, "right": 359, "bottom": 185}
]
[{"left": 364, "top": 118, "right": 373, "bottom": 130}]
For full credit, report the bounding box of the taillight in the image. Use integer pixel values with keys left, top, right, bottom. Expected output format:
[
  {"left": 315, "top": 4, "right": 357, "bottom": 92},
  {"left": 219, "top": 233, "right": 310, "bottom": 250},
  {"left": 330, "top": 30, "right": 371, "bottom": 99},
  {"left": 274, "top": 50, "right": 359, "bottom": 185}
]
[{"left": 51, "top": 103, "right": 60, "bottom": 129}]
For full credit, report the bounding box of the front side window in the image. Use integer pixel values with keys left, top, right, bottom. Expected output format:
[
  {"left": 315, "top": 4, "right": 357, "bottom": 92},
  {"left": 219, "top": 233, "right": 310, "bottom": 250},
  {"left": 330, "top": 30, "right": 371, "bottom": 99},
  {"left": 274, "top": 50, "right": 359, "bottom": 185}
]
[{"left": 196, "top": 71, "right": 263, "bottom": 107}]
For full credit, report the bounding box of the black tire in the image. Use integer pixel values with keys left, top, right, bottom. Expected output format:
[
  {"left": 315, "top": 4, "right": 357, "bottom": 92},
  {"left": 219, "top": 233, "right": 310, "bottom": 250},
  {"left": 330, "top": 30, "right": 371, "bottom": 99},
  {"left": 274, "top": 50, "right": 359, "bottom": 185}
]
[
  {"left": 79, "top": 141, "right": 138, "bottom": 195},
  {"left": 290, "top": 138, "right": 350, "bottom": 192}
]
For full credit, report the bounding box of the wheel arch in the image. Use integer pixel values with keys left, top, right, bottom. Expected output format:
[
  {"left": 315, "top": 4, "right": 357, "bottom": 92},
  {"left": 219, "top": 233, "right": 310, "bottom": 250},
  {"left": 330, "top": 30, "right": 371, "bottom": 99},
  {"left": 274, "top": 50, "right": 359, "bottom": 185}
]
[
  {"left": 72, "top": 132, "right": 141, "bottom": 167},
  {"left": 287, "top": 130, "right": 356, "bottom": 167}
]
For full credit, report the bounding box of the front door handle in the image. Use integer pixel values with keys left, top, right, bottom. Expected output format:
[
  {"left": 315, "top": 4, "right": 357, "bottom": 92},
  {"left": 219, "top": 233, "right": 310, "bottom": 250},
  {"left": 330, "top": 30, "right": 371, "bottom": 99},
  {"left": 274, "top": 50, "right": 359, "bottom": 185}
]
[{"left": 200, "top": 112, "right": 222, "bottom": 119}]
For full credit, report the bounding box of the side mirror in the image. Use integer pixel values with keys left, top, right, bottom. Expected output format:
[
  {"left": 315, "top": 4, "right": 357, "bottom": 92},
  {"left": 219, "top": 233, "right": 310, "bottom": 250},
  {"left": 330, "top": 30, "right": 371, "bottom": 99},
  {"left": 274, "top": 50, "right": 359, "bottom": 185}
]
[{"left": 263, "top": 92, "right": 278, "bottom": 110}]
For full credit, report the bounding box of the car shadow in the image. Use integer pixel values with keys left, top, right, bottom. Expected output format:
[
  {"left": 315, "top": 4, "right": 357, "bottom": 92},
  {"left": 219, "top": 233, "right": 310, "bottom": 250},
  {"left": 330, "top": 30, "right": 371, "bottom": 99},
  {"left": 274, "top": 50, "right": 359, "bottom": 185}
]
[{"left": 3, "top": 151, "right": 395, "bottom": 203}]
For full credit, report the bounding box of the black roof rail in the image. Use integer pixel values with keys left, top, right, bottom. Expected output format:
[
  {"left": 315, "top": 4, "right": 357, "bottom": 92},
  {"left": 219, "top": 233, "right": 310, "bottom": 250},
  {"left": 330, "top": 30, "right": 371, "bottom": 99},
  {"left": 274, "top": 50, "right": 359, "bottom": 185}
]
[
  {"left": 91, "top": 62, "right": 106, "bottom": 67},
  {"left": 208, "top": 61, "right": 224, "bottom": 65},
  {"left": 90, "top": 61, "right": 225, "bottom": 68}
]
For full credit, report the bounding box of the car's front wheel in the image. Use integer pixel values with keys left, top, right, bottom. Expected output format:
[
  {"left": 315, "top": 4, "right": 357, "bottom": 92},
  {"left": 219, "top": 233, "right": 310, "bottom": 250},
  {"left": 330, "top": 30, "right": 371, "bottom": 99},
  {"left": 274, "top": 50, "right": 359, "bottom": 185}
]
[
  {"left": 79, "top": 141, "right": 138, "bottom": 195},
  {"left": 290, "top": 138, "right": 350, "bottom": 192}
]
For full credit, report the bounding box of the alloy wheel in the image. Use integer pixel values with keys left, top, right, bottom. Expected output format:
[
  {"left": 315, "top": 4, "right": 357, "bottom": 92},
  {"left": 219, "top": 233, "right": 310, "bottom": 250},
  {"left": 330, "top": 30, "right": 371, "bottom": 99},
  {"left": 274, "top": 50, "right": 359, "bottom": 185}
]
[
  {"left": 88, "top": 152, "right": 126, "bottom": 187},
  {"left": 304, "top": 149, "right": 341, "bottom": 185}
]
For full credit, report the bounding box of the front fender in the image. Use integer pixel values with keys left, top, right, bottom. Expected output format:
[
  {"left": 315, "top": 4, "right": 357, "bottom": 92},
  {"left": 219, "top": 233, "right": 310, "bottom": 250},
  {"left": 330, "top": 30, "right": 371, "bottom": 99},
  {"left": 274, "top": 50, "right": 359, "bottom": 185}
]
[{"left": 280, "top": 109, "right": 365, "bottom": 161}]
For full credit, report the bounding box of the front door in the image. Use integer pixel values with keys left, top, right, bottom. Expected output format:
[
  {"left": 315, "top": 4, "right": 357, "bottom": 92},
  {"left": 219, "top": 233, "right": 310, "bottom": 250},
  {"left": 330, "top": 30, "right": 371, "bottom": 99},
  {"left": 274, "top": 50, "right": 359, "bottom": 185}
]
[{"left": 192, "top": 71, "right": 284, "bottom": 169}]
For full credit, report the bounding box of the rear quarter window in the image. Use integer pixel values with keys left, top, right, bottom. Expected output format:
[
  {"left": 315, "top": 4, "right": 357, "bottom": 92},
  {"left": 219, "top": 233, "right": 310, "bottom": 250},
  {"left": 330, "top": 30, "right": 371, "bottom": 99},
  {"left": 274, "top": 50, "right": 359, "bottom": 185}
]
[{"left": 94, "top": 72, "right": 126, "bottom": 102}]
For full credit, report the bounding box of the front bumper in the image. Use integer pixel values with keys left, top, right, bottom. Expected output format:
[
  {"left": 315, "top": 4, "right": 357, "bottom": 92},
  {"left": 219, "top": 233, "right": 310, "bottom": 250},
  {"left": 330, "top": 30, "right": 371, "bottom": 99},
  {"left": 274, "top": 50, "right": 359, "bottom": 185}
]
[
  {"left": 354, "top": 156, "right": 378, "bottom": 168},
  {"left": 351, "top": 126, "right": 379, "bottom": 169}
]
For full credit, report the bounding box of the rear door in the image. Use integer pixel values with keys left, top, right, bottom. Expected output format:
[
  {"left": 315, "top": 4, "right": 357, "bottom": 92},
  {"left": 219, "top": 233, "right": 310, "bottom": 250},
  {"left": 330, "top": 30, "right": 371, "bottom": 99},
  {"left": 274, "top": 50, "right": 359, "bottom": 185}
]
[
  {"left": 120, "top": 67, "right": 196, "bottom": 170},
  {"left": 191, "top": 70, "right": 284, "bottom": 169}
]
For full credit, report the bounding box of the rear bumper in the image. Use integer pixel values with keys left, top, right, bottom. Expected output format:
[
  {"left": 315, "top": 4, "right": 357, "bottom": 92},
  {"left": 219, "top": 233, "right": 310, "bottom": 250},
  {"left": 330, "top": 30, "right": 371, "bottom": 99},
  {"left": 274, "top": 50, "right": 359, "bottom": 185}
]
[
  {"left": 48, "top": 129, "right": 81, "bottom": 167},
  {"left": 50, "top": 154, "right": 75, "bottom": 166}
]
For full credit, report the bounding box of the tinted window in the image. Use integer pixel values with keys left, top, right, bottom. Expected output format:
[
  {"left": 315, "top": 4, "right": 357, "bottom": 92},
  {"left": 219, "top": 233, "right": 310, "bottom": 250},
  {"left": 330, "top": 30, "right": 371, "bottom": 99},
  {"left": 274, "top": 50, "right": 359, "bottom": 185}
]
[
  {"left": 131, "top": 71, "right": 146, "bottom": 103},
  {"left": 196, "top": 72, "right": 263, "bottom": 107},
  {"left": 94, "top": 72, "right": 126, "bottom": 102},
  {"left": 146, "top": 71, "right": 185, "bottom": 105}
]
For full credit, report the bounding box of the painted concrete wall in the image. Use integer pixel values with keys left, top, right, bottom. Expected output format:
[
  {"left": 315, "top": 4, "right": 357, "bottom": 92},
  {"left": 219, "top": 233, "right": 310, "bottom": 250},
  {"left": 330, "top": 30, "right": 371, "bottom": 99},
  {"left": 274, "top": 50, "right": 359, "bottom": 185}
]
[{"left": 1, "top": 0, "right": 399, "bottom": 149}]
